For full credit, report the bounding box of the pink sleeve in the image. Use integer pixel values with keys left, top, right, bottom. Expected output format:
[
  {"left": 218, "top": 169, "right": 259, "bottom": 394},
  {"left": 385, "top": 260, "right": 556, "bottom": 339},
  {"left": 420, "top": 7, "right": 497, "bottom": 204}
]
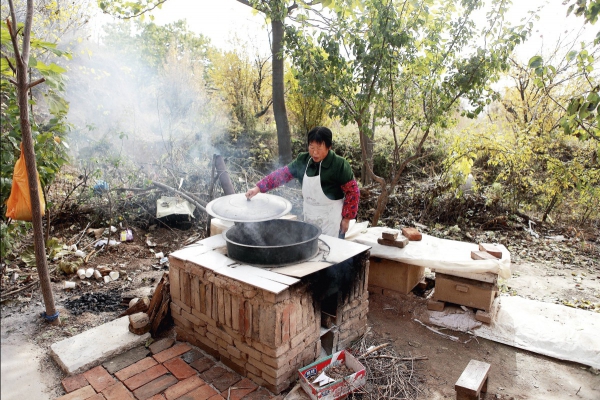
[
  {"left": 341, "top": 180, "right": 359, "bottom": 219},
  {"left": 256, "top": 166, "right": 295, "bottom": 192}
]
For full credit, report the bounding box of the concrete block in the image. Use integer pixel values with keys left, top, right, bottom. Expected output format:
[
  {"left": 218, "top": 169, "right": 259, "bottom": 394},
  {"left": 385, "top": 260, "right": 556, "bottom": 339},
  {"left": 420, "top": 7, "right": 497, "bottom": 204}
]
[{"left": 50, "top": 316, "right": 150, "bottom": 375}]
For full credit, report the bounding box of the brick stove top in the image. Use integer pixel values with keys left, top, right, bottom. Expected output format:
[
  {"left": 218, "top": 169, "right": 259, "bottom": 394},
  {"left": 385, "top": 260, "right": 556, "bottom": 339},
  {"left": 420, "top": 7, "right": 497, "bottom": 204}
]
[{"left": 168, "top": 234, "right": 371, "bottom": 394}]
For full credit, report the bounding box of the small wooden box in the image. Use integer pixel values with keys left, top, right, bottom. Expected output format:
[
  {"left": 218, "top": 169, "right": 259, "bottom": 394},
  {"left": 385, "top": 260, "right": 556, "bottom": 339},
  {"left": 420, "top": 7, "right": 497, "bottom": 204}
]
[
  {"left": 368, "top": 257, "right": 425, "bottom": 294},
  {"left": 433, "top": 273, "right": 497, "bottom": 311}
]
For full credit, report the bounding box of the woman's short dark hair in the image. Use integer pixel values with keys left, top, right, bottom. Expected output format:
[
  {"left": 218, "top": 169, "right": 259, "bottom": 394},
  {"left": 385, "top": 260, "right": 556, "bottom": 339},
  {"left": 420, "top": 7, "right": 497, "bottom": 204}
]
[{"left": 307, "top": 126, "right": 333, "bottom": 148}]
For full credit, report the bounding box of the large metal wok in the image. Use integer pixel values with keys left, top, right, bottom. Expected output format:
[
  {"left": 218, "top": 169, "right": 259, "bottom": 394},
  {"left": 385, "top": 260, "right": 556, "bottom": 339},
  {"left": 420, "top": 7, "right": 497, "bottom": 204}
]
[{"left": 205, "top": 193, "right": 321, "bottom": 266}]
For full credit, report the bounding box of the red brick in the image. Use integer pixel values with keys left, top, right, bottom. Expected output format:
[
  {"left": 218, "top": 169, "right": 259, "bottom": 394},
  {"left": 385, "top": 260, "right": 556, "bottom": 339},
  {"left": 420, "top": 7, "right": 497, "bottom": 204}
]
[
  {"left": 123, "top": 365, "right": 168, "bottom": 391},
  {"left": 190, "top": 358, "right": 214, "bottom": 373},
  {"left": 175, "top": 384, "right": 219, "bottom": 400},
  {"left": 62, "top": 373, "right": 89, "bottom": 393},
  {"left": 153, "top": 342, "right": 192, "bottom": 364},
  {"left": 55, "top": 385, "right": 97, "bottom": 400},
  {"left": 101, "top": 382, "right": 135, "bottom": 400},
  {"left": 219, "top": 378, "right": 257, "bottom": 400},
  {"left": 198, "top": 366, "right": 226, "bottom": 384},
  {"left": 146, "top": 396, "right": 166, "bottom": 400},
  {"left": 240, "top": 388, "right": 272, "bottom": 400},
  {"left": 401, "top": 227, "right": 422, "bottom": 241},
  {"left": 162, "top": 357, "right": 197, "bottom": 380},
  {"left": 164, "top": 375, "right": 205, "bottom": 400},
  {"left": 88, "top": 394, "right": 106, "bottom": 400},
  {"left": 116, "top": 357, "right": 159, "bottom": 381},
  {"left": 181, "top": 350, "right": 204, "bottom": 364},
  {"left": 211, "top": 371, "right": 241, "bottom": 392},
  {"left": 132, "top": 374, "right": 178, "bottom": 400},
  {"left": 207, "top": 395, "right": 225, "bottom": 400},
  {"left": 83, "top": 366, "right": 116, "bottom": 392}
]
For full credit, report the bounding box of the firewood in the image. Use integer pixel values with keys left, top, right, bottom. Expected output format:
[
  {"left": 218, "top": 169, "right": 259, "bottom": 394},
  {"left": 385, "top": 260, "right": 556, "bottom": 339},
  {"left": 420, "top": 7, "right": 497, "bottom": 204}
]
[{"left": 119, "top": 297, "right": 150, "bottom": 317}]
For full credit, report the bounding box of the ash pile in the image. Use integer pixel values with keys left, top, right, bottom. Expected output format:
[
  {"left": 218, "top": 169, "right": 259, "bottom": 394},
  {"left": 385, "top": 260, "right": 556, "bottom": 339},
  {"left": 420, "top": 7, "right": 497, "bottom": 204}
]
[{"left": 64, "top": 290, "right": 124, "bottom": 315}]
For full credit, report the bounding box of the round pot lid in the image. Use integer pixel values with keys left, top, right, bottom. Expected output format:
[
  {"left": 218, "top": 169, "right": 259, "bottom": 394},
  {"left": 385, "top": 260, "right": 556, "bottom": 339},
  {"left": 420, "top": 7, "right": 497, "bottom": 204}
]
[{"left": 205, "top": 193, "right": 292, "bottom": 222}]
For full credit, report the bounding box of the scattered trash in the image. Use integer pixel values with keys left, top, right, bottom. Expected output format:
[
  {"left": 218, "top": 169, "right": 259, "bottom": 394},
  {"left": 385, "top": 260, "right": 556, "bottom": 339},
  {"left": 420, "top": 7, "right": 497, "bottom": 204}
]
[
  {"left": 155, "top": 252, "right": 164, "bottom": 259},
  {"left": 159, "top": 257, "right": 168, "bottom": 265},
  {"left": 146, "top": 238, "right": 157, "bottom": 247},
  {"left": 64, "top": 281, "right": 76, "bottom": 289},
  {"left": 85, "top": 268, "right": 94, "bottom": 278},
  {"left": 77, "top": 269, "right": 86, "bottom": 280},
  {"left": 95, "top": 239, "right": 120, "bottom": 247},
  {"left": 109, "top": 271, "right": 119, "bottom": 281},
  {"left": 93, "top": 180, "right": 109, "bottom": 195},
  {"left": 312, "top": 371, "right": 335, "bottom": 386},
  {"left": 103, "top": 275, "right": 112, "bottom": 283},
  {"left": 93, "top": 270, "right": 102, "bottom": 280},
  {"left": 546, "top": 235, "right": 566, "bottom": 241},
  {"left": 74, "top": 250, "right": 86, "bottom": 258},
  {"left": 120, "top": 229, "right": 133, "bottom": 242},
  {"left": 87, "top": 228, "right": 105, "bottom": 239}
]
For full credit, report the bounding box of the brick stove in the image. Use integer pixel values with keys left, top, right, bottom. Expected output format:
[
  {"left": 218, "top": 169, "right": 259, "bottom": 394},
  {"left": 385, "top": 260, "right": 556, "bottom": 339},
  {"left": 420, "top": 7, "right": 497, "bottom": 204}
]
[{"left": 168, "top": 234, "right": 371, "bottom": 394}]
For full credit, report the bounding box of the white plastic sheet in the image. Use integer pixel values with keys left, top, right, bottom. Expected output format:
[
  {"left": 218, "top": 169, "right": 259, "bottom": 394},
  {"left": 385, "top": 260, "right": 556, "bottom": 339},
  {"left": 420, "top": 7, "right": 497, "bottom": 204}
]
[
  {"left": 427, "top": 296, "right": 600, "bottom": 369},
  {"left": 349, "top": 227, "right": 511, "bottom": 279},
  {"left": 156, "top": 196, "right": 196, "bottom": 219}
]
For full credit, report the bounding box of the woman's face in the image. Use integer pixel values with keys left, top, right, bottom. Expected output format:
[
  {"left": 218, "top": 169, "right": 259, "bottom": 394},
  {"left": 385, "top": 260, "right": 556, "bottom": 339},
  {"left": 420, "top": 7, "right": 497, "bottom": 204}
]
[{"left": 308, "top": 141, "right": 330, "bottom": 163}]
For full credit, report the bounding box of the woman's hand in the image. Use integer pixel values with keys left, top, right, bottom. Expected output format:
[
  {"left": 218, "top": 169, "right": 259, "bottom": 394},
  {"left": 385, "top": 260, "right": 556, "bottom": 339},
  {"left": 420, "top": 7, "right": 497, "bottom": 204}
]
[
  {"left": 340, "top": 218, "right": 350, "bottom": 234},
  {"left": 245, "top": 186, "right": 260, "bottom": 200}
]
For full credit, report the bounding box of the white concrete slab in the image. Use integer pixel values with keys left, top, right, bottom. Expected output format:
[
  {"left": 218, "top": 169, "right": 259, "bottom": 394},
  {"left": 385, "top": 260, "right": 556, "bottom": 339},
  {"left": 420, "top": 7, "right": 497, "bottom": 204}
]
[{"left": 50, "top": 316, "right": 150, "bottom": 375}]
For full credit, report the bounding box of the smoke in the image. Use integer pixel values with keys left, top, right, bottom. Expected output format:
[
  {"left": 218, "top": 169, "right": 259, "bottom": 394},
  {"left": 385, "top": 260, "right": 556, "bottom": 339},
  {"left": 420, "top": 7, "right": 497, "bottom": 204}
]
[{"left": 62, "top": 19, "right": 228, "bottom": 179}]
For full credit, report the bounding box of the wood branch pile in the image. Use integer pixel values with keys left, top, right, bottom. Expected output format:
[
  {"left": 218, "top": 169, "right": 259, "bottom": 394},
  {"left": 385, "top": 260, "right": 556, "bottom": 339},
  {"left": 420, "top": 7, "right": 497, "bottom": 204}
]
[{"left": 347, "top": 330, "right": 424, "bottom": 400}]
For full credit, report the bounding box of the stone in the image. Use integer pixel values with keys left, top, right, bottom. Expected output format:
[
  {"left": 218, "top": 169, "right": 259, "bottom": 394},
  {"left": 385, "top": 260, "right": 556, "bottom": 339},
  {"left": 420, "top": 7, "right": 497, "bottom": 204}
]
[
  {"left": 381, "top": 231, "right": 398, "bottom": 240},
  {"left": 377, "top": 237, "right": 409, "bottom": 248},
  {"left": 149, "top": 338, "right": 175, "bottom": 355},
  {"left": 103, "top": 346, "right": 151, "bottom": 374},
  {"left": 50, "top": 316, "right": 150, "bottom": 375}
]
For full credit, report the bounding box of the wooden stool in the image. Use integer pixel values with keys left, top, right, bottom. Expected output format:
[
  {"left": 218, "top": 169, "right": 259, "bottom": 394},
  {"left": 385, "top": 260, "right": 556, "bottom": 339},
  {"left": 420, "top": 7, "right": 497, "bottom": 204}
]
[{"left": 455, "top": 360, "right": 490, "bottom": 400}]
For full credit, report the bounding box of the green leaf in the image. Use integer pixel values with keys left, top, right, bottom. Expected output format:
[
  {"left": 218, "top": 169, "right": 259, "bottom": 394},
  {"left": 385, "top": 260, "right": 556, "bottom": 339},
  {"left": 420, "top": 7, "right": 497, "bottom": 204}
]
[
  {"left": 528, "top": 55, "right": 543, "bottom": 68},
  {"left": 566, "top": 50, "right": 578, "bottom": 61}
]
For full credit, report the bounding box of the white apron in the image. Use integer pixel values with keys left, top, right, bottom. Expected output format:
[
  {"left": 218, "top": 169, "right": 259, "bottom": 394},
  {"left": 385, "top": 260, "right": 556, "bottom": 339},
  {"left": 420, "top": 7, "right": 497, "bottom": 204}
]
[{"left": 302, "top": 159, "right": 343, "bottom": 237}]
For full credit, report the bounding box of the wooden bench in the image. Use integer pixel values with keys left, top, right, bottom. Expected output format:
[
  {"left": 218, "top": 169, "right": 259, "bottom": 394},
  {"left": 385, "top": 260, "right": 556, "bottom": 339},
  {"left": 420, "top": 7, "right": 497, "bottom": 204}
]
[{"left": 455, "top": 359, "right": 490, "bottom": 400}]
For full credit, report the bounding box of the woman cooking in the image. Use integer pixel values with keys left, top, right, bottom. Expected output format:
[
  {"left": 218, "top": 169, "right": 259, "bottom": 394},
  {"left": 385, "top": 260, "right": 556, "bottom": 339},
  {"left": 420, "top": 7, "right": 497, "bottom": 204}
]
[{"left": 245, "top": 126, "right": 360, "bottom": 238}]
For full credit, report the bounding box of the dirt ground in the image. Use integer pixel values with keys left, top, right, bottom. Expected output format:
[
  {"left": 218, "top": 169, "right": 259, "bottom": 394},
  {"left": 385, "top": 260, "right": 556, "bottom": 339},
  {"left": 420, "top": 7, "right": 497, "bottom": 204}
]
[{"left": 1, "top": 226, "right": 599, "bottom": 399}]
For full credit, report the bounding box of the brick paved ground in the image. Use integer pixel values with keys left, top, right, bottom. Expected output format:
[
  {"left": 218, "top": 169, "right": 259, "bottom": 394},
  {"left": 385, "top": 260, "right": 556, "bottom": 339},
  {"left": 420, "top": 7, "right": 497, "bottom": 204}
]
[{"left": 57, "top": 339, "right": 283, "bottom": 400}]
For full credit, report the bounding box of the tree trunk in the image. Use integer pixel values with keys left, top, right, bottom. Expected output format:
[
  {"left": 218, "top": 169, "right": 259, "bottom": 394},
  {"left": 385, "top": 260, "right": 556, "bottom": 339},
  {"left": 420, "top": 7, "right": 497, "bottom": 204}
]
[
  {"left": 271, "top": 18, "right": 292, "bottom": 165},
  {"left": 8, "top": 0, "right": 59, "bottom": 325},
  {"left": 360, "top": 131, "right": 374, "bottom": 186}
]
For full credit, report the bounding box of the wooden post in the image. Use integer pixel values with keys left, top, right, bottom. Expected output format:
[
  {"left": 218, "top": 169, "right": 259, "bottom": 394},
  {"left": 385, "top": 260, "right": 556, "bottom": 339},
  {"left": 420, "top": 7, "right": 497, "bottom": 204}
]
[
  {"left": 6, "top": 0, "right": 59, "bottom": 325},
  {"left": 214, "top": 155, "right": 235, "bottom": 195}
]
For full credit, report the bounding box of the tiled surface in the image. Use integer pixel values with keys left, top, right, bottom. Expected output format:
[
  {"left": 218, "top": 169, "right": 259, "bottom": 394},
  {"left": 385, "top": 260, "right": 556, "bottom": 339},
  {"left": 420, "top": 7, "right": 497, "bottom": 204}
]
[{"left": 56, "top": 341, "right": 280, "bottom": 400}]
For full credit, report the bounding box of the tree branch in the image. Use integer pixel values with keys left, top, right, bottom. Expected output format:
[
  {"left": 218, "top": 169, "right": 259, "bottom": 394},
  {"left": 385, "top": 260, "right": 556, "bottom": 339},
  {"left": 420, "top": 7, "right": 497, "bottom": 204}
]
[
  {"left": 28, "top": 77, "right": 45, "bottom": 89},
  {"left": 3, "top": 55, "right": 16, "bottom": 73}
]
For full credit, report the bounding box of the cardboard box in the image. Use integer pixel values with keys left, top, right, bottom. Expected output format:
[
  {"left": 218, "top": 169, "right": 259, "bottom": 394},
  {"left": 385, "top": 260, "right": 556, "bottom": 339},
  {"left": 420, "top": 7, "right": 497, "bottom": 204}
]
[
  {"left": 433, "top": 273, "right": 497, "bottom": 311},
  {"left": 298, "top": 349, "right": 366, "bottom": 400},
  {"left": 368, "top": 257, "right": 425, "bottom": 294}
]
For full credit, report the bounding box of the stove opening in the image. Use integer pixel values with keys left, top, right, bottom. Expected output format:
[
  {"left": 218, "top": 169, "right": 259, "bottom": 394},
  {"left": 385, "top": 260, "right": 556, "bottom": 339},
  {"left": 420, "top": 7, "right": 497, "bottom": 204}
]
[{"left": 320, "top": 293, "right": 339, "bottom": 355}]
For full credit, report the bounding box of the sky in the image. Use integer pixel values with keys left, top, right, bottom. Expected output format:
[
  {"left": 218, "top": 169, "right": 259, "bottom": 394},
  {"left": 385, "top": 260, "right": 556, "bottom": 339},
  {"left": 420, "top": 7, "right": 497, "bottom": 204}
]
[{"left": 139, "top": 0, "right": 596, "bottom": 62}]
